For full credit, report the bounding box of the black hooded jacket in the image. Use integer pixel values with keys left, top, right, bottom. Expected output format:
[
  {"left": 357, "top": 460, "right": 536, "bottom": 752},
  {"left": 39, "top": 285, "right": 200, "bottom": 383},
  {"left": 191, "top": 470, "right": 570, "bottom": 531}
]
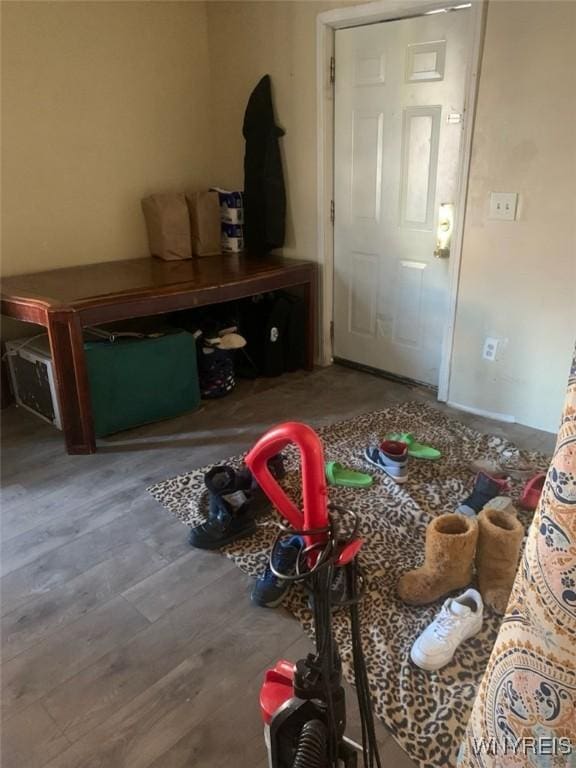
[{"left": 242, "top": 75, "right": 286, "bottom": 254}]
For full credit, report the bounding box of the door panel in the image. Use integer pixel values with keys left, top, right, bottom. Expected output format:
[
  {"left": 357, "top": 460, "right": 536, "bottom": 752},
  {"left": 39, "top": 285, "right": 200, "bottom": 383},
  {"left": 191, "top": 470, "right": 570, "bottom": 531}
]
[
  {"left": 349, "top": 251, "right": 378, "bottom": 337},
  {"left": 400, "top": 106, "right": 441, "bottom": 229},
  {"left": 395, "top": 260, "right": 426, "bottom": 347},
  {"left": 351, "top": 112, "right": 384, "bottom": 221},
  {"left": 333, "top": 10, "right": 472, "bottom": 386}
]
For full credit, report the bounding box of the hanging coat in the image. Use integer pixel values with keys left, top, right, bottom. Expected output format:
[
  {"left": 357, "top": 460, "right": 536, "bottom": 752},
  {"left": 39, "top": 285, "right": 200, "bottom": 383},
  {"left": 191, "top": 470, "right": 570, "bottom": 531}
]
[{"left": 243, "top": 75, "right": 286, "bottom": 255}]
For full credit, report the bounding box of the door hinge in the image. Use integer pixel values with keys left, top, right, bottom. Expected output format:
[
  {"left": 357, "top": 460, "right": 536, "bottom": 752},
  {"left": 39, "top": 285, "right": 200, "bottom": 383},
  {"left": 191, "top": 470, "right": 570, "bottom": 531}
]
[
  {"left": 329, "top": 56, "right": 335, "bottom": 86},
  {"left": 330, "top": 320, "right": 335, "bottom": 345},
  {"left": 330, "top": 199, "right": 335, "bottom": 225}
]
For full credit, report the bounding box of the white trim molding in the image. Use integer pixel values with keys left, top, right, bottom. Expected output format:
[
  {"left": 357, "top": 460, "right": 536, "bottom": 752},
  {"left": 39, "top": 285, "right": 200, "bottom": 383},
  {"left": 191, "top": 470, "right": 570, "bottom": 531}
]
[
  {"left": 316, "top": 0, "right": 488, "bottom": 400},
  {"left": 447, "top": 401, "right": 516, "bottom": 424}
]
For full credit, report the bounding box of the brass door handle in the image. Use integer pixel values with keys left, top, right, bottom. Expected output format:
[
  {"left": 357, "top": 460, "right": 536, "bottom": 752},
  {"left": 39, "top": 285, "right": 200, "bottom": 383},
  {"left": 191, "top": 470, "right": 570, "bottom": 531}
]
[{"left": 434, "top": 203, "right": 454, "bottom": 258}]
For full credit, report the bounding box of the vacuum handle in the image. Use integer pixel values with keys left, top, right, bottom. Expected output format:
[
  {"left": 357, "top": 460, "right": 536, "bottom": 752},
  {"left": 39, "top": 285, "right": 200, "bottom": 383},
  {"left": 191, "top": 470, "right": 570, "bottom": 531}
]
[{"left": 245, "top": 422, "right": 329, "bottom": 549}]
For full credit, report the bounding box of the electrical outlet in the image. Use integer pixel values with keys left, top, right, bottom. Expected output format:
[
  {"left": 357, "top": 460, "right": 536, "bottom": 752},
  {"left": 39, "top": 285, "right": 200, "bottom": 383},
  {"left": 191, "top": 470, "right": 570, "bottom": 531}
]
[
  {"left": 483, "top": 337, "right": 499, "bottom": 361},
  {"left": 489, "top": 192, "right": 518, "bottom": 221}
]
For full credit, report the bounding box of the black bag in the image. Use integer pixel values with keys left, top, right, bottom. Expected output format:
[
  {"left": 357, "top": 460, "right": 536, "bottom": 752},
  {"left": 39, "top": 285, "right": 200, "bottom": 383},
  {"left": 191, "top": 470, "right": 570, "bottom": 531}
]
[{"left": 238, "top": 292, "right": 305, "bottom": 377}]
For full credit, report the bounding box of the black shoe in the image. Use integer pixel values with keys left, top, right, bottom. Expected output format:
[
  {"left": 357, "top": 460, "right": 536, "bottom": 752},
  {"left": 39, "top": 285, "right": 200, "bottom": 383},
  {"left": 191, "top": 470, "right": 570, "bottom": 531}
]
[
  {"left": 204, "top": 455, "right": 285, "bottom": 498},
  {"left": 204, "top": 465, "right": 245, "bottom": 496},
  {"left": 189, "top": 493, "right": 256, "bottom": 550},
  {"left": 242, "top": 453, "right": 286, "bottom": 514},
  {"left": 457, "top": 472, "right": 509, "bottom": 517},
  {"left": 236, "top": 453, "right": 286, "bottom": 491},
  {"left": 189, "top": 455, "right": 286, "bottom": 550},
  {"left": 205, "top": 455, "right": 285, "bottom": 514}
]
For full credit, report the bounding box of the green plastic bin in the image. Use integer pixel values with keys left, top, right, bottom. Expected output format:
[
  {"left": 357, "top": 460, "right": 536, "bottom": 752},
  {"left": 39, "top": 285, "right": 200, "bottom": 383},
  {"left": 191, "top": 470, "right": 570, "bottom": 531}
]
[{"left": 84, "top": 330, "right": 200, "bottom": 437}]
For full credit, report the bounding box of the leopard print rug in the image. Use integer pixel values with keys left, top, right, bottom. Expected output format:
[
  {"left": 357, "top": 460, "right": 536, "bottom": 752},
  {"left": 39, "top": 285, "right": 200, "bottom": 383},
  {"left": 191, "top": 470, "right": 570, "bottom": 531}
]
[{"left": 148, "top": 401, "right": 550, "bottom": 768}]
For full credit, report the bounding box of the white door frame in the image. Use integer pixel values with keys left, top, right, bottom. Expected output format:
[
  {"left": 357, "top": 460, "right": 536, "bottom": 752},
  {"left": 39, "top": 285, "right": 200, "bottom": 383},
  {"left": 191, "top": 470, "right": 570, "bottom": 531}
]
[{"left": 316, "top": 0, "right": 487, "bottom": 400}]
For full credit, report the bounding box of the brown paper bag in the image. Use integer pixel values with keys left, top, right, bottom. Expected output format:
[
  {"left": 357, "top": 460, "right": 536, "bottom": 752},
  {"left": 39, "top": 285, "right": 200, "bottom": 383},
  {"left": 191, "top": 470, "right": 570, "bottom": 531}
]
[
  {"left": 141, "top": 193, "right": 192, "bottom": 261},
  {"left": 186, "top": 191, "right": 221, "bottom": 257}
]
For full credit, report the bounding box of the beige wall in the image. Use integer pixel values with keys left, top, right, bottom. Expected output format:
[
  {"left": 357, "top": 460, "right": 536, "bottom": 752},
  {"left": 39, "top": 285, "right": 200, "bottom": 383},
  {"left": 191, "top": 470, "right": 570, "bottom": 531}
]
[
  {"left": 205, "top": 0, "right": 354, "bottom": 364},
  {"left": 206, "top": 0, "right": 575, "bottom": 433},
  {"left": 449, "top": 0, "right": 575, "bottom": 432},
  {"left": 1, "top": 1, "right": 213, "bottom": 277},
  {"left": 206, "top": 0, "right": 351, "bottom": 261},
  {"left": 2, "top": 0, "right": 573, "bottom": 431}
]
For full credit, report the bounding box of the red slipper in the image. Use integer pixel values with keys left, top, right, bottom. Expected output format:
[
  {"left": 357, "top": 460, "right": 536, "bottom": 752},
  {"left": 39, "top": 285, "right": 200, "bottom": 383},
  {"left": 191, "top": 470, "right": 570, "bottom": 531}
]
[{"left": 520, "top": 473, "right": 546, "bottom": 510}]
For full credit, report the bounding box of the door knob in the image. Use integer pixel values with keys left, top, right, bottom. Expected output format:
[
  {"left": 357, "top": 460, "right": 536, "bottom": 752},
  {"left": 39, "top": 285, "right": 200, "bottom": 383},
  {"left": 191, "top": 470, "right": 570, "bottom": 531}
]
[{"left": 434, "top": 203, "right": 454, "bottom": 258}]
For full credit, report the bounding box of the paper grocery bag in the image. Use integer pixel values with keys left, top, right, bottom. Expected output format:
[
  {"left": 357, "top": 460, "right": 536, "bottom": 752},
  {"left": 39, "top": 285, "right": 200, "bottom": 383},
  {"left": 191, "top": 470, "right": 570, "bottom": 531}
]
[
  {"left": 186, "top": 191, "right": 221, "bottom": 257},
  {"left": 141, "top": 193, "right": 192, "bottom": 261}
]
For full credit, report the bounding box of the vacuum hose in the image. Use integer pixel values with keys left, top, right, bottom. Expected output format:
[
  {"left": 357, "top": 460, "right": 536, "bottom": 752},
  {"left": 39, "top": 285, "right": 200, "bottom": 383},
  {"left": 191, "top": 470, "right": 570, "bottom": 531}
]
[{"left": 292, "top": 720, "right": 328, "bottom": 768}]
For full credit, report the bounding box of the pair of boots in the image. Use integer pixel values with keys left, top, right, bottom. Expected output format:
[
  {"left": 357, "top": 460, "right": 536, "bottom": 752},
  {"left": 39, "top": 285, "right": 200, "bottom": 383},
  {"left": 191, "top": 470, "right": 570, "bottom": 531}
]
[
  {"left": 189, "top": 454, "right": 285, "bottom": 549},
  {"left": 398, "top": 499, "right": 524, "bottom": 614}
]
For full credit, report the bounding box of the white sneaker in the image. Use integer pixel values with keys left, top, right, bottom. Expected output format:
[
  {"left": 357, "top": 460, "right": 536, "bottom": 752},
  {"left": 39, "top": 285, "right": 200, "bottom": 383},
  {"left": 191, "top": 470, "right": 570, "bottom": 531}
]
[{"left": 410, "top": 589, "right": 483, "bottom": 671}]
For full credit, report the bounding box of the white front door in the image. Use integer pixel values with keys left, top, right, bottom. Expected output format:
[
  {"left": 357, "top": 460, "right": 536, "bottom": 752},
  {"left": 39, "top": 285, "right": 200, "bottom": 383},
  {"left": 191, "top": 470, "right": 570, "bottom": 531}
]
[{"left": 333, "top": 9, "right": 472, "bottom": 387}]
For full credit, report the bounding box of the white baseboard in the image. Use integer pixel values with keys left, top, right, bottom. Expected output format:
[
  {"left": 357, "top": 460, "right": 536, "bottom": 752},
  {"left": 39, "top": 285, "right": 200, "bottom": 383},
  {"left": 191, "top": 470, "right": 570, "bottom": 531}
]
[{"left": 447, "top": 401, "right": 516, "bottom": 424}]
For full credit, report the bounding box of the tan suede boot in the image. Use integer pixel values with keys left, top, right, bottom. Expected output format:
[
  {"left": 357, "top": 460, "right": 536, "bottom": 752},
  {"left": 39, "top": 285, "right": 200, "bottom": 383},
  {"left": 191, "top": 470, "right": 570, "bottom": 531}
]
[
  {"left": 397, "top": 514, "right": 478, "bottom": 605},
  {"left": 476, "top": 507, "right": 524, "bottom": 614}
]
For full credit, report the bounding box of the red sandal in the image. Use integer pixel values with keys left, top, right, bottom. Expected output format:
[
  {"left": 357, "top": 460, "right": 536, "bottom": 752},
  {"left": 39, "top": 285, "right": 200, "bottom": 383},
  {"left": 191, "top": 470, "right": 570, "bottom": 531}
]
[{"left": 520, "top": 473, "right": 546, "bottom": 510}]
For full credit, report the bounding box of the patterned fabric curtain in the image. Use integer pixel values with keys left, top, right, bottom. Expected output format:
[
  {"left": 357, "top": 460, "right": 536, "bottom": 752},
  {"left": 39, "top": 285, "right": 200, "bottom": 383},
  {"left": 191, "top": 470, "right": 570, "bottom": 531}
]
[{"left": 458, "top": 348, "right": 576, "bottom": 767}]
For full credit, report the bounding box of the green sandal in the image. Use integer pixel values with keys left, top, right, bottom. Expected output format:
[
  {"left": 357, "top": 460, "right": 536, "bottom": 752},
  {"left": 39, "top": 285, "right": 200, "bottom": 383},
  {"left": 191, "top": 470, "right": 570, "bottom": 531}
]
[
  {"left": 384, "top": 432, "right": 441, "bottom": 461},
  {"left": 325, "top": 461, "right": 373, "bottom": 487}
]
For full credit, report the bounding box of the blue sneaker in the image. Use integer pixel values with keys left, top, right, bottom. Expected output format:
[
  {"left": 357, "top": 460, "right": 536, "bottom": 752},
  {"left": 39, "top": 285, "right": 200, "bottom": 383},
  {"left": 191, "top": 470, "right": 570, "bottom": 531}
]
[
  {"left": 251, "top": 535, "right": 303, "bottom": 608},
  {"left": 364, "top": 440, "right": 409, "bottom": 484}
]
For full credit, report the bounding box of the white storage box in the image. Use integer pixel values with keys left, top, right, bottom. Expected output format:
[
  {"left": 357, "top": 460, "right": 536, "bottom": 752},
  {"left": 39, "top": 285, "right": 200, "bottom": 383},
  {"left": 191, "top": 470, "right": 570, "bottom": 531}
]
[{"left": 6, "top": 336, "right": 62, "bottom": 429}]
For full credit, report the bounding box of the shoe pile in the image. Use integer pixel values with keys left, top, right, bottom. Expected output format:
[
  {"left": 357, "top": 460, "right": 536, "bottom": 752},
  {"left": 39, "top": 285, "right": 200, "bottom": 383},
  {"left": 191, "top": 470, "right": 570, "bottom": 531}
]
[
  {"left": 186, "top": 422, "right": 540, "bottom": 677},
  {"left": 385, "top": 446, "right": 544, "bottom": 672},
  {"left": 467, "top": 458, "right": 545, "bottom": 511},
  {"left": 398, "top": 500, "right": 525, "bottom": 670}
]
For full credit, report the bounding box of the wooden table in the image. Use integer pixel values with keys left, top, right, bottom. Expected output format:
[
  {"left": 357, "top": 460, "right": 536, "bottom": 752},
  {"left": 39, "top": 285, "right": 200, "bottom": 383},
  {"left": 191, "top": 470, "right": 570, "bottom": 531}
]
[{"left": 1, "top": 254, "right": 317, "bottom": 455}]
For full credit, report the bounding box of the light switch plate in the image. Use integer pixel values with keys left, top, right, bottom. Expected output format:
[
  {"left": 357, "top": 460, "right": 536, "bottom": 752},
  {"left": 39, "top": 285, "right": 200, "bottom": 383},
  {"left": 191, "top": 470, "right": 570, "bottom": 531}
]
[{"left": 489, "top": 192, "right": 518, "bottom": 221}]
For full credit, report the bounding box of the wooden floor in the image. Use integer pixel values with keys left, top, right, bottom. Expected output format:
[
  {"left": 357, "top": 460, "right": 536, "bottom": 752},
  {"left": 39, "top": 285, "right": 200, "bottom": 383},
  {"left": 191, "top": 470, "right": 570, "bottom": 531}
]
[{"left": 1, "top": 365, "right": 555, "bottom": 768}]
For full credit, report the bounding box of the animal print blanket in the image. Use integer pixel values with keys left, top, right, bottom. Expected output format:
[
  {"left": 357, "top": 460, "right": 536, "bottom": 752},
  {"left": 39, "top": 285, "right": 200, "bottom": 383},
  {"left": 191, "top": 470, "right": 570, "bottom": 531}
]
[{"left": 148, "top": 401, "right": 549, "bottom": 768}]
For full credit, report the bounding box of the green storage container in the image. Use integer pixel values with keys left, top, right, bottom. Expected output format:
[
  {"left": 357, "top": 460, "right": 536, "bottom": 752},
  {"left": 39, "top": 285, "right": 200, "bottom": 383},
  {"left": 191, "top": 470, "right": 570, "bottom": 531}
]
[{"left": 84, "top": 330, "right": 200, "bottom": 437}]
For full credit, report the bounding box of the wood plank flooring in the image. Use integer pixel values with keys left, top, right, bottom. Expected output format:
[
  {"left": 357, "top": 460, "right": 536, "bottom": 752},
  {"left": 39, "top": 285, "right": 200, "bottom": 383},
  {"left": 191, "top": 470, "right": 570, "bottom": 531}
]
[{"left": 1, "top": 365, "right": 555, "bottom": 767}]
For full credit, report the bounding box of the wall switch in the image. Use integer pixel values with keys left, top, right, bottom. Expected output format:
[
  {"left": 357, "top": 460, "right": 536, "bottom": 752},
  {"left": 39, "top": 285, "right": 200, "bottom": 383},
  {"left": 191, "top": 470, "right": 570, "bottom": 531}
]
[
  {"left": 483, "top": 337, "right": 499, "bottom": 361},
  {"left": 489, "top": 192, "right": 518, "bottom": 221}
]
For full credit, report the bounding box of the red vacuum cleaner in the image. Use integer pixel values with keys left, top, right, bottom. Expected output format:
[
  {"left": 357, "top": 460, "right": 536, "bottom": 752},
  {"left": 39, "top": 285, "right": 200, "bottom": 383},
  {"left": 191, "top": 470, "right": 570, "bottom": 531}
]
[{"left": 245, "top": 422, "right": 382, "bottom": 768}]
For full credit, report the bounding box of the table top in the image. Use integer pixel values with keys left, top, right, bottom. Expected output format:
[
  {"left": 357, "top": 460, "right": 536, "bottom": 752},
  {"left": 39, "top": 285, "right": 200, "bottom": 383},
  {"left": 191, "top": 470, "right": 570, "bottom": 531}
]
[{"left": 1, "top": 253, "right": 314, "bottom": 311}]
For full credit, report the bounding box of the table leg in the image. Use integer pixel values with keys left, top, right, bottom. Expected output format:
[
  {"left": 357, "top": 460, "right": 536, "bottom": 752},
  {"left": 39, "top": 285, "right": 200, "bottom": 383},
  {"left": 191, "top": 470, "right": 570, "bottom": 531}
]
[
  {"left": 1, "top": 343, "right": 14, "bottom": 409},
  {"left": 303, "top": 267, "right": 317, "bottom": 371},
  {"left": 47, "top": 312, "right": 96, "bottom": 455}
]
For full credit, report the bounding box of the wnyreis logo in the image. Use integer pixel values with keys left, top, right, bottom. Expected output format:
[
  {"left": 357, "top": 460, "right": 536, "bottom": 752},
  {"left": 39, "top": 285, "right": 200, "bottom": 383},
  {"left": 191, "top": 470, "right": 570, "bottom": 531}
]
[{"left": 471, "top": 736, "right": 573, "bottom": 757}]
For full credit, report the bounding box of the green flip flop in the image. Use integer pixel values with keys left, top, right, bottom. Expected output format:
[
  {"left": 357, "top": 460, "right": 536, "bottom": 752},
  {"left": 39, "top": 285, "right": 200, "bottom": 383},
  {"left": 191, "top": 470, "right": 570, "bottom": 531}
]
[
  {"left": 325, "top": 461, "right": 373, "bottom": 487},
  {"left": 385, "top": 432, "right": 441, "bottom": 461}
]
